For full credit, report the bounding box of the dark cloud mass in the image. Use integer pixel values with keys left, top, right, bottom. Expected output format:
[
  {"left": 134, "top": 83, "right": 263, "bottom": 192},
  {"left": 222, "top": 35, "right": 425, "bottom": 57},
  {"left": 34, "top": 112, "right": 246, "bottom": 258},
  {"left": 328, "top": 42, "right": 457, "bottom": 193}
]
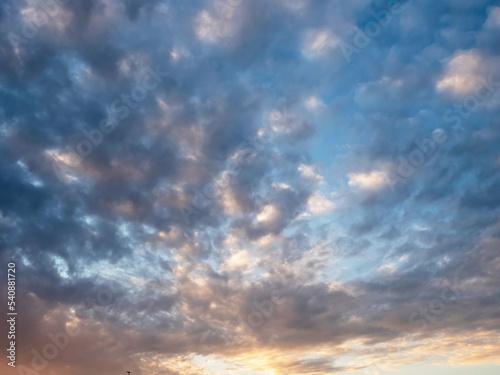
[{"left": 0, "top": 0, "right": 499, "bottom": 374}]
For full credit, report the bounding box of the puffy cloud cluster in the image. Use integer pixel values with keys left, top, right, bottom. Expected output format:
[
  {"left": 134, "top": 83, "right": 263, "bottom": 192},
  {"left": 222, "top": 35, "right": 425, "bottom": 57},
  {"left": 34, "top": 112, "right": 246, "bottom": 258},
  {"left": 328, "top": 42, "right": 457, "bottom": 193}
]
[{"left": 1, "top": 1, "right": 500, "bottom": 374}]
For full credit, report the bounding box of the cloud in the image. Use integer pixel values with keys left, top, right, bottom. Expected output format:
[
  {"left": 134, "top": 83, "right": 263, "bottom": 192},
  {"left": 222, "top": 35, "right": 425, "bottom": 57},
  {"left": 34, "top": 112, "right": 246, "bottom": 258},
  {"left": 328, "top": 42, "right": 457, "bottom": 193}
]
[
  {"left": 436, "top": 49, "right": 485, "bottom": 95},
  {"left": 307, "top": 191, "right": 336, "bottom": 215},
  {"left": 484, "top": 6, "right": 500, "bottom": 28},
  {"left": 1, "top": 0, "right": 500, "bottom": 374},
  {"left": 302, "top": 29, "right": 339, "bottom": 58},
  {"left": 348, "top": 171, "right": 391, "bottom": 191},
  {"left": 267, "top": 108, "right": 314, "bottom": 139},
  {"left": 299, "top": 164, "right": 324, "bottom": 183},
  {"left": 256, "top": 203, "right": 283, "bottom": 225},
  {"left": 194, "top": 1, "right": 246, "bottom": 45},
  {"left": 223, "top": 249, "right": 254, "bottom": 272},
  {"left": 376, "top": 262, "right": 397, "bottom": 275}
]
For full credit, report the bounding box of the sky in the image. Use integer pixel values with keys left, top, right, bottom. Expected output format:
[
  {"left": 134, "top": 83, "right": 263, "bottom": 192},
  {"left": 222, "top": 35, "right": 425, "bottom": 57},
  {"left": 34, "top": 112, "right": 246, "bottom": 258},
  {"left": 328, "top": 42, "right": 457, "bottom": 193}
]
[{"left": 0, "top": 0, "right": 500, "bottom": 374}]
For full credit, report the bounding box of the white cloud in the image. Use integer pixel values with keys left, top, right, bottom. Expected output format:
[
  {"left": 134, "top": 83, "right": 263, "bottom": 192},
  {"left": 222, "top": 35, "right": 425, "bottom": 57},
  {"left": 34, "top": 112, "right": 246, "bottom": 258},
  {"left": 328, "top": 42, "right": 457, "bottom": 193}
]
[
  {"left": 437, "top": 50, "right": 484, "bottom": 96},
  {"left": 195, "top": 6, "right": 242, "bottom": 44},
  {"left": 216, "top": 173, "right": 250, "bottom": 217},
  {"left": 302, "top": 29, "right": 338, "bottom": 58},
  {"left": 307, "top": 192, "right": 335, "bottom": 215},
  {"left": 376, "top": 263, "right": 397, "bottom": 275},
  {"left": 256, "top": 204, "right": 282, "bottom": 225},
  {"left": 298, "top": 164, "right": 324, "bottom": 182},
  {"left": 304, "top": 95, "right": 325, "bottom": 110},
  {"left": 348, "top": 171, "right": 391, "bottom": 191},
  {"left": 219, "top": 188, "right": 246, "bottom": 217},
  {"left": 484, "top": 7, "right": 500, "bottom": 29},
  {"left": 268, "top": 109, "right": 307, "bottom": 135},
  {"left": 223, "top": 249, "right": 253, "bottom": 272},
  {"left": 118, "top": 52, "right": 150, "bottom": 79},
  {"left": 170, "top": 47, "right": 190, "bottom": 62},
  {"left": 21, "top": 0, "right": 73, "bottom": 35},
  {"left": 158, "top": 226, "right": 185, "bottom": 247},
  {"left": 272, "top": 182, "right": 291, "bottom": 190}
]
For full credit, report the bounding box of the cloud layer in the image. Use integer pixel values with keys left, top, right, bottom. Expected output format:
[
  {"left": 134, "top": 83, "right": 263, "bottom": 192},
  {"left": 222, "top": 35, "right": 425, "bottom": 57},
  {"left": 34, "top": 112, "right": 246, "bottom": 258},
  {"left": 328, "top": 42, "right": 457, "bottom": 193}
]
[{"left": 1, "top": 0, "right": 499, "bottom": 374}]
